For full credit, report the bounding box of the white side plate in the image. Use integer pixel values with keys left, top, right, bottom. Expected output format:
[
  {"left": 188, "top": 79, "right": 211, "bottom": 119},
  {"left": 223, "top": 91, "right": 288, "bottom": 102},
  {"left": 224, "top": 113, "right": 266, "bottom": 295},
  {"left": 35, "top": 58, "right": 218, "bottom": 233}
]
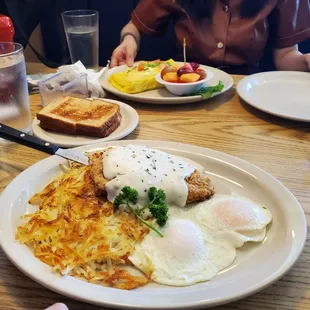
[
  {"left": 32, "top": 98, "right": 139, "bottom": 147},
  {"left": 0, "top": 140, "right": 307, "bottom": 309},
  {"left": 101, "top": 64, "right": 233, "bottom": 104},
  {"left": 237, "top": 72, "right": 310, "bottom": 122}
]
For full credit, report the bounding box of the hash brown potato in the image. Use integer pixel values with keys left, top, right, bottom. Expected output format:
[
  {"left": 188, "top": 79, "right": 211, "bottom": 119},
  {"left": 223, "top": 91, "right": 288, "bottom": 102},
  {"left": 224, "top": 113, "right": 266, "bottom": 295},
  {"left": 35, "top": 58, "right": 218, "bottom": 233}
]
[{"left": 16, "top": 162, "right": 149, "bottom": 289}]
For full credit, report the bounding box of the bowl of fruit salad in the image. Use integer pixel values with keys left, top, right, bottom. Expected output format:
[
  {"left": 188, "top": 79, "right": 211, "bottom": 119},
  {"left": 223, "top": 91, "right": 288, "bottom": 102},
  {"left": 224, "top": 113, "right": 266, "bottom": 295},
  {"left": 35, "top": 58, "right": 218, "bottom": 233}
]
[{"left": 155, "top": 62, "right": 214, "bottom": 96}]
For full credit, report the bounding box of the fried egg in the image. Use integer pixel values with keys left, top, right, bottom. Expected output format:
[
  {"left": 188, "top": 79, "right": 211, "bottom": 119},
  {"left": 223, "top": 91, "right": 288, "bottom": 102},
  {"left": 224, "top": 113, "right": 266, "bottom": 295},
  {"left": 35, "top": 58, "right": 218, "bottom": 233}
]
[
  {"left": 193, "top": 195, "right": 273, "bottom": 248},
  {"left": 129, "top": 219, "right": 236, "bottom": 286},
  {"left": 130, "top": 194, "right": 272, "bottom": 286}
]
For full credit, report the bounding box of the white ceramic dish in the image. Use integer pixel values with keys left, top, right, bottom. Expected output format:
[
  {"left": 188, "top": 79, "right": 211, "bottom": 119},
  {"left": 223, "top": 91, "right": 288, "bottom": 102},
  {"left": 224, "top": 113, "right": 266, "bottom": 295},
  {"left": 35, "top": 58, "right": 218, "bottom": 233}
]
[
  {"left": 155, "top": 69, "right": 214, "bottom": 96},
  {"left": 101, "top": 63, "right": 233, "bottom": 104},
  {"left": 237, "top": 72, "right": 310, "bottom": 122},
  {"left": 32, "top": 98, "right": 139, "bottom": 148},
  {"left": 0, "top": 140, "right": 306, "bottom": 309}
]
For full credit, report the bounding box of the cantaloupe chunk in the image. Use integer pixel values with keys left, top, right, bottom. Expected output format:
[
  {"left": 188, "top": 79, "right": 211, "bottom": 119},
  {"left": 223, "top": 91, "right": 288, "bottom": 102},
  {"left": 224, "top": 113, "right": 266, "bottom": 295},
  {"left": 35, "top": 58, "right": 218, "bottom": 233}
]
[
  {"left": 180, "top": 73, "right": 200, "bottom": 83},
  {"left": 163, "top": 72, "right": 179, "bottom": 83}
]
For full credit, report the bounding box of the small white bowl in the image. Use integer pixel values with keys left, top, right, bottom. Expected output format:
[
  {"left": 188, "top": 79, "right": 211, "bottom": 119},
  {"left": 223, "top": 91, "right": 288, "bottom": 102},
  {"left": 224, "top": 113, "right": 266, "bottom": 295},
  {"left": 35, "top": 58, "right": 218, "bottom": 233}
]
[{"left": 155, "top": 69, "right": 214, "bottom": 96}]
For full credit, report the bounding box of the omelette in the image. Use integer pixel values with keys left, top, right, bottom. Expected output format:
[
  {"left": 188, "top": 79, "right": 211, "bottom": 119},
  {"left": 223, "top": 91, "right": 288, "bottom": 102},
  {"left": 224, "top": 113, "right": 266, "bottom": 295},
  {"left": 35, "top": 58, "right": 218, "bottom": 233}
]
[{"left": 109, "top": 59, "right": 174, "bottom": 94}]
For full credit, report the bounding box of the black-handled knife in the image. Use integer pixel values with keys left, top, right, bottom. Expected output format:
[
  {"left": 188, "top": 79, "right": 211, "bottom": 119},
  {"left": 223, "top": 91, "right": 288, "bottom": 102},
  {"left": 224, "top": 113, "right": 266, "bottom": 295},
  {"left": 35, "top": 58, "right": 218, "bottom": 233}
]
[{"left": 0, "top": 123, "right": 89, "bottom": 165}]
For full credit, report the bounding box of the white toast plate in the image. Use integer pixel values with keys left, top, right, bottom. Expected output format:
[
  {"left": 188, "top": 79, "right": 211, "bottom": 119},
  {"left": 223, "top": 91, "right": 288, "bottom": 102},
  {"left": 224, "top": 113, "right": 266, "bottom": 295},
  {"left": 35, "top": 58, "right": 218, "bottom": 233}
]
[
  {"left": 0, "top": 140, "right": 306, "bottom": 309},
  {"left": 32, "top": 98, "right": 139, "bottom": 147}
]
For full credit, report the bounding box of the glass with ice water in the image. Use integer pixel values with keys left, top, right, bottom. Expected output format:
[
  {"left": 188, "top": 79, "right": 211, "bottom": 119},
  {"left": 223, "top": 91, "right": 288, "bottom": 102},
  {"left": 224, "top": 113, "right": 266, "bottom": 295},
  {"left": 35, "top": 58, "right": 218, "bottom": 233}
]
[
  {"left": 62, "top": 10, "right": 99, "bottom": 70},
  {"left": 0, "top": 42, "right": 31, "bottom": 133}
]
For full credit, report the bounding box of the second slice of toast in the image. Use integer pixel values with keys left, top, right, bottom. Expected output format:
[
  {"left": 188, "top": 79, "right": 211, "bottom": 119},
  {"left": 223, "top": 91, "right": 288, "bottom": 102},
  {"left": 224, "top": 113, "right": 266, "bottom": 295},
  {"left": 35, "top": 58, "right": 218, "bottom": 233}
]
[{"left": 37, "top": 96, "right": 122, "bottom": 138}]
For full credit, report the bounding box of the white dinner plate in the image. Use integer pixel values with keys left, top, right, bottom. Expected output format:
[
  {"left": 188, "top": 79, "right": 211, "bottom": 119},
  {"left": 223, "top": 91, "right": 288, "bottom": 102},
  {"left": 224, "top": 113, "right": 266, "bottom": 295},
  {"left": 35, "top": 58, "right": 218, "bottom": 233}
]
[
  {"left": 0, "top": 140, "right": 307, "bottom": 309},
  {"left": 101, "top": 63, "right": 233, "bottom": 104},
  {"left": 32, "top": 98, "right": 139, "bottom": 148},
  {"left": 237, "top": 72, "right": 310, "bottom": 122}
]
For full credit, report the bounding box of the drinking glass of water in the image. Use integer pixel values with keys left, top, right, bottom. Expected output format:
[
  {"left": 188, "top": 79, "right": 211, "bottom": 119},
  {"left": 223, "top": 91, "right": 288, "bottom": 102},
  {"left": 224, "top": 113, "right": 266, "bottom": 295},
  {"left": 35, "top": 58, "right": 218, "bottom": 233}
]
[
  {"left": 0, "top": 42, "right": 31, "bottom": 133},
  {"left": 62, "top": 10, "right": 99, "bottom": 70}
]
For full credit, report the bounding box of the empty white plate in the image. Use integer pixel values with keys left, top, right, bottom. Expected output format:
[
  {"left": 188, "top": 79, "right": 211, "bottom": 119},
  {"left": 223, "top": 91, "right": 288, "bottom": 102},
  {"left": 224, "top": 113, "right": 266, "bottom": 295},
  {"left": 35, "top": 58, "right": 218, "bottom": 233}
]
[{"left": 237, "top": 72, "right": 310, "bottom": 122}]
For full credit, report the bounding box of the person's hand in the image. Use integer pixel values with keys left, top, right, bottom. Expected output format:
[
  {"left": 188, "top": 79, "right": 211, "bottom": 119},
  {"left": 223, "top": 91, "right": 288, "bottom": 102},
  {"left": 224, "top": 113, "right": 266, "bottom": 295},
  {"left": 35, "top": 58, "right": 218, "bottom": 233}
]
[
  {"left": 110, "top": 35, "right": 138, "bottom": 68},
  {"left": 45, "top": 303, "right": 68, "bottom": 310}
]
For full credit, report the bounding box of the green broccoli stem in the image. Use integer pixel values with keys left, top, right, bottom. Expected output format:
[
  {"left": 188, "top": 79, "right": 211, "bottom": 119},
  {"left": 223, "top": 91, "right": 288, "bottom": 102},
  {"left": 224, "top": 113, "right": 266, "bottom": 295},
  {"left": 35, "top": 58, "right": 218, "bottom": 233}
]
[{"left": 126, "top": 201, "right": 164, "bottom": 238}]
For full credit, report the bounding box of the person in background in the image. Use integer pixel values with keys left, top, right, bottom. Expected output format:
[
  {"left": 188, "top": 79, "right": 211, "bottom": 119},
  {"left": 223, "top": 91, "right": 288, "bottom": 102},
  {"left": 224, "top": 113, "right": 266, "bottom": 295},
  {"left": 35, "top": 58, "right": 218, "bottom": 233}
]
[{"left": 111, "top": 0, "right": 310, "bottom": 74}]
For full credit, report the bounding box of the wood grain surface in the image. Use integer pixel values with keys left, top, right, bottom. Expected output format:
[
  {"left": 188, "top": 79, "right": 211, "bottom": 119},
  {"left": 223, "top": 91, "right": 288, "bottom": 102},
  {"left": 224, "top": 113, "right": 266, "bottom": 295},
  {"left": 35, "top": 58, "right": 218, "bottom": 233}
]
[{"left": 0, "top": 63, "right": 309, "bottom": 310}]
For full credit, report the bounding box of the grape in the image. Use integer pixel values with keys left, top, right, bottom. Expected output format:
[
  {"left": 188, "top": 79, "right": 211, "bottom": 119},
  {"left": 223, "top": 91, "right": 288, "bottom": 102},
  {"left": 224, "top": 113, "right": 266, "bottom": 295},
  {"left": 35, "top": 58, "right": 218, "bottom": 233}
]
[
  {"left": 183, "top": 63, "right": 193, "bottom": 71},
  {"left": 195, "top": 69, "right": 207, "bottom": 80},
  {"left": 190, "top": 62, "right": 200, "bottom": 71},
  {"left": 177, "top": 67, "right": 193, "bottom": 77},
  {"left": 160, "top": 66, "right": 175, "bottom": 79}
]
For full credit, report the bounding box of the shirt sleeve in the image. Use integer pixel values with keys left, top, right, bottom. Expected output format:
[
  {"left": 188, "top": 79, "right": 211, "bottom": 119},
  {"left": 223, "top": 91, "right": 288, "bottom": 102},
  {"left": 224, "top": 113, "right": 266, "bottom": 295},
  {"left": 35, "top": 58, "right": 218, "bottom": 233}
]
[
  {"left": 131, "top": 0, "right": 176, "bottom": 36},
  {"left": 274, "top": 0, "right": 310, "bottom": 48}
]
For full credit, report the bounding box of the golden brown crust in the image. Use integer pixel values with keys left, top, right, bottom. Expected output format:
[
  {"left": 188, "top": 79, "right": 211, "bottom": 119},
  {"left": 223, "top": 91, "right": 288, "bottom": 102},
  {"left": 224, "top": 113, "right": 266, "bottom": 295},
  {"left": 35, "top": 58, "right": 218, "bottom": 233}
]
[
  {"left": 185, "top": 170, "right": 214, "bottom": 203},
  {"left": 76, "top": 110, "right": 122, "bottom": 137},
  {"left": 49, "top": 99, "right": 118, "bottom": 122},
  {"left": 88, "top": 151, "right": 108, "bottom": 196},
  {"left": 37, "top": 97, "right": 122, "bottom": 138},
  {"left": 89, "top": 151, "right": 215, "bottom": 203}
]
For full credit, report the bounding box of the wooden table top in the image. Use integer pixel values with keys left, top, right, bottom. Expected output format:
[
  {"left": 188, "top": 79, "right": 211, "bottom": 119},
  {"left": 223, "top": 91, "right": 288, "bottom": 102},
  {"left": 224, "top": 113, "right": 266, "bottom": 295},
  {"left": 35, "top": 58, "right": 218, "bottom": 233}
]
[{"left": 0, "top": 62, "right": 309, "bottom": 310}]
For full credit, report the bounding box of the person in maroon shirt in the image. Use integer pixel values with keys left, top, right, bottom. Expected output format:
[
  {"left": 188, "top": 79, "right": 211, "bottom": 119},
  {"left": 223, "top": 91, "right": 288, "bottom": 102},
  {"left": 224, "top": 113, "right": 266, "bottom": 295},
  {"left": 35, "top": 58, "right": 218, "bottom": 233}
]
[{"left": 110, "top": 0, "right": 310, "bottom": 73}]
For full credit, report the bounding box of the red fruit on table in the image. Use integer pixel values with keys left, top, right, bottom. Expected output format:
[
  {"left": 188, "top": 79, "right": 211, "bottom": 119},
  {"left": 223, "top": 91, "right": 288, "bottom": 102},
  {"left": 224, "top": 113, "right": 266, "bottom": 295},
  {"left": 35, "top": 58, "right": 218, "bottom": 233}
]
[
  {"left": 190, "top": 62, "right": 200, "bottom": 71},
  {"left": 195, "top": 68, "right": 207, "bottom": 80},
  {"left": 177, "top": 67, "right": 193, "bottom": 77},
  {"left": 182, "top": 63, "right": 193, "bottom": 71}
]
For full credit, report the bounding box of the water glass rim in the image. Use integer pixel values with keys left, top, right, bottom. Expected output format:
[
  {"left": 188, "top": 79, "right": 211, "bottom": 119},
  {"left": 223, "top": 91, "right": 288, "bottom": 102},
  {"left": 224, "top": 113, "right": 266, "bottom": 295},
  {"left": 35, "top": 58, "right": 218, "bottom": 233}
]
[
  {"left": 62, "top": 9, "right": 98, "bottom": 17},
  {"left": 0, "top": 42, "right": 23, "bottom": 57}
]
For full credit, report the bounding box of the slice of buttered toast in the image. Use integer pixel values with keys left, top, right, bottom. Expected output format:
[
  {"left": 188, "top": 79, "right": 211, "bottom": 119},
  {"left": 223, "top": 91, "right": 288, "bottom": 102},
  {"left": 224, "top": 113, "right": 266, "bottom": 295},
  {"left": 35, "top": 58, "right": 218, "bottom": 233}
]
[{"left": 37, "top": 96, "right": 122, "bottom": 137}]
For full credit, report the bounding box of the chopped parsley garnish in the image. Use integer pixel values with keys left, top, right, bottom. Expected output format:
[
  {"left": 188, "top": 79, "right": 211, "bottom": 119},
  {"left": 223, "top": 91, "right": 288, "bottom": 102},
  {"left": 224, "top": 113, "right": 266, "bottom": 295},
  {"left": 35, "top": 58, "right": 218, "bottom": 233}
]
[
  {"left": 151, "top": 159, "right": 157, "bottom": 170},
  {"left": 145, "top": 168, "right": 151, "bottom": 175},
  {"left": 145, "top": 62, "right": 161, "bottom": 68}
]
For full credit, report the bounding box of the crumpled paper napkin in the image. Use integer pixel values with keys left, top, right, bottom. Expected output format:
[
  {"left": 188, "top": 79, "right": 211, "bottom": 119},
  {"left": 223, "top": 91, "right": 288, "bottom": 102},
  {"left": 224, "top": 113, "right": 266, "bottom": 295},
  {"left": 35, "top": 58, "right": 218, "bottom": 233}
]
[
  {"left": 57, "top": 61, "right": 107, "bottom": 98},
  {"left": 27, "top": 61, "right": 108, "bottom": 97}
]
